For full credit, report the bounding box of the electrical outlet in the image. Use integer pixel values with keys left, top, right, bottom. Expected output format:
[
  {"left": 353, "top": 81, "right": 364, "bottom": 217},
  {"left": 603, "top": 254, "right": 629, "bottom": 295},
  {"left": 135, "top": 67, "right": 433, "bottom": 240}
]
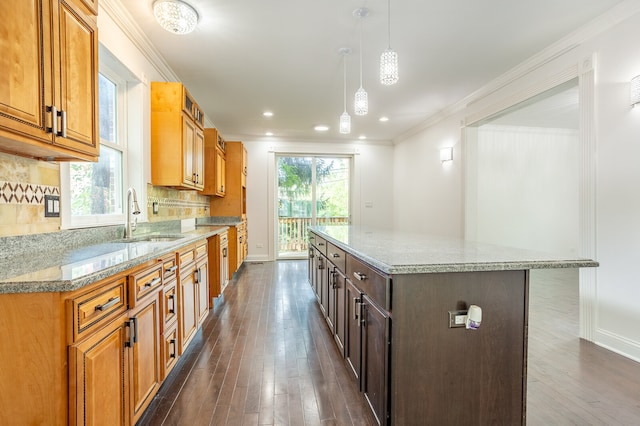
[{"left": 448, "top": 310, "right": 468, "bottom": 328}]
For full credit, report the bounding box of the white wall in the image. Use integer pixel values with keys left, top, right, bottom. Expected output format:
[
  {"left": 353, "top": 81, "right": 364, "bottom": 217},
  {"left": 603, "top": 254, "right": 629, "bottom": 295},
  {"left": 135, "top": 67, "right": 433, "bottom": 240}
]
[
  {"left": 392, "top": 5, "right": 640, "bottom": 361},
  {"left": 472, "top": 125, "right": 580, "bottom": 255},
  {"left": 242, "top": 139, "right": 394, "bottom": 261}
]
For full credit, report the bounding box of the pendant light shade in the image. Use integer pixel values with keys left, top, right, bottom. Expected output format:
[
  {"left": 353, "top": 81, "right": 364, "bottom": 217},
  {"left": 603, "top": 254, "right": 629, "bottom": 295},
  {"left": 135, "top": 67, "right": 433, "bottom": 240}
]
[
  {"left": 153, "top": 0, "right": 199, "bottom": 35},
  {"left": 354, "top": 8, "right": 369, "bottom": 116},
  {"left": 339, "top": 48, "right": 351, "bottom": 134},
  {"left": 380, "top": 0, "right": 398, "bottom": 85}
]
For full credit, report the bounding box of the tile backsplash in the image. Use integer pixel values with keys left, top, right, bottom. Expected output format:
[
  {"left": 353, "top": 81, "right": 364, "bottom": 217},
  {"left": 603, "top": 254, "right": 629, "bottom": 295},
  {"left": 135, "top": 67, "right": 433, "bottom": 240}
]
[{"left": 0, "top": 152, "right": 60, "bottom": 237}]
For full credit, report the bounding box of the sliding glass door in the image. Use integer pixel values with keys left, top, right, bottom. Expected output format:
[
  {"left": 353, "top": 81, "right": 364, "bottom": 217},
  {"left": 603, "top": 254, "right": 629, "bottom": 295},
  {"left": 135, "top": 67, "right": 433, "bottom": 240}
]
[{"left": 277, "top": 155, "right": 350, "bottom": 259}]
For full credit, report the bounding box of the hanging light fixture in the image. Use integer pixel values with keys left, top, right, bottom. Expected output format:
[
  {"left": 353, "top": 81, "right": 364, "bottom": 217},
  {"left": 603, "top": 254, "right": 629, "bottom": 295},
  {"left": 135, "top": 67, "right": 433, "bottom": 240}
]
[
  {"left": 380, "top": 0, "right": 398, "bottom": 85},
  {"left": 153, "top": 0, "right": 199, "bottom": 35},
  {"left": 339, "top": 48, "right": 352, "bottom": 134},
  {"left": 353, "top": 8, "right": 369, "bottom": 116}
]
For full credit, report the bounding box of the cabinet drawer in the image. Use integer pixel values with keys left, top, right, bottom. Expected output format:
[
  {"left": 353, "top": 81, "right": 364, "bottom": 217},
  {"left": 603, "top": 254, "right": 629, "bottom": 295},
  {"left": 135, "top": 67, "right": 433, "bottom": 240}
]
[
  {"left": 219, "top": 231, "right": 228, "bottom": 245},
  {"left": 130, "top": 261, "right": 163, "bottom": 305},
  {"left": 311, "top": 233, "right": 327, "bottom": 255},
  {"left": 70, "top": 276, "right": 127, "bottom": 341},
  {"left": 162, "top": 279, "right": 178, "bottom": 328},
  {"left": 195, "top": 240, "right": 208, "bottom": 260},
  {"left": 160, "top": 254, "right": 178, "bottom": 282},
  {"left": 346, "top": 255, "right": 391, "bottom": 311},
  {"left": 326, "top": 242, "right": 346, "bottom": 272},
  {"left": 178, "top": 244, "right": 196, "bottom": 268}
]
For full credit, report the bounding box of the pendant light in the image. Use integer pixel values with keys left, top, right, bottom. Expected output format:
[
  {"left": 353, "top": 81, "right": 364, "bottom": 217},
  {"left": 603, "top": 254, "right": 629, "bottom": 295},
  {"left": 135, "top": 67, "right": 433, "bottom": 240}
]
[
  {"left": 354, "top": 8, "right": 369, "bottom": 116},
  {"left": 339, "top": 48, "right": 351, "bottom": 134},
  {"left": 380, "top": 0, "right": 398, "bottom": 85}
]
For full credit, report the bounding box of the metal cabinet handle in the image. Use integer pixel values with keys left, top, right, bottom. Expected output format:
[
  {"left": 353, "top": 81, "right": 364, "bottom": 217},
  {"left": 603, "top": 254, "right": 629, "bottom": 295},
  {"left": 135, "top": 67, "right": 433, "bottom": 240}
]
[
  {"left": 169, "top": 339, "right": 176, "bottom": 358},
  {"left": 145, "top": 277, "right": 162, "bottom": 288},
  {"left": 318, "top": 242, "right": 325, "bottom": 246},
  {"left": 59, "top": 110, "right": 67, "bottom": 138},
  {"left": 95, "top": 296, "right": 120, "bottom": 312},
  {"left": 165, "top": 265, "right": 178, "bottom": 273},
  {"left": 331, "top": 252, "right": 340, "bottom": 258},
  {"left": 168, "top": 294, "right": 175, "bottom": 314},
  {"left": 47, "top": 106, "right": 57, "bottom": 135},
  {"left": 125, "top": 318, "right": 136, "bottom": 347},
  {"left": 353, "top": 272, "right": 367, "bottom": 281},
  {"left": 353, "top": 297, "right": 360, "bottom": 321}
]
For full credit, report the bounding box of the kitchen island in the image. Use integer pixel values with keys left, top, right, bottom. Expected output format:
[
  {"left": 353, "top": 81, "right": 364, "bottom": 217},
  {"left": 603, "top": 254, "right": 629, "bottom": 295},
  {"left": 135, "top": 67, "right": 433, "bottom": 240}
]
[{"left": 307, "top": 225, "right": 597, "bottom": 425}]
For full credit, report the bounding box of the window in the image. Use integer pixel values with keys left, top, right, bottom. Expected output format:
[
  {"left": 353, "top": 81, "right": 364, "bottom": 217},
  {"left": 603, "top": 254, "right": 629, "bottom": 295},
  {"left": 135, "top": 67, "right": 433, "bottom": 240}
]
[
  {"left": 61, "top": 47, "right": 143, "bottom": 230},
  {"left": 69, "top": 73, "right": 124, "bottom": 219}
]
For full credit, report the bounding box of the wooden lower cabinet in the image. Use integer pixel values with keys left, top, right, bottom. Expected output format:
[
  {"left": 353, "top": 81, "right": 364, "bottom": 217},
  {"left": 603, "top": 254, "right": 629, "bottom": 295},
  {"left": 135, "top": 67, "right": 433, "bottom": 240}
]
[
  {"left": 196, "top": 257, "right": 209, "bottom": 326},
  {"left": 162, "top": 321, "right": 179, "bottom": 379},
  {"left": 345, "top": 278, "right": 363, "bottom": 384},
  {"left": 179, "top": 262, "right": 198, "bottom": 354},
  {"left": 330, "top": 267, "right": 347, "bottom": 355},
  {"left": 129, "top": 295, "right": 162, "bottom": 424},
  {"left": 69, "top": 313, "right": 129, "bottom": 426}
]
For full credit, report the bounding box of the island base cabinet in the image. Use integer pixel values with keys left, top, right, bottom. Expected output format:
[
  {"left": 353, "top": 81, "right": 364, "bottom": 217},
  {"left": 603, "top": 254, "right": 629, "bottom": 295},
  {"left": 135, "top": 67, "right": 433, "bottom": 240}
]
[
  {"left": 391, "top": 270, "right": 528, "bottom": 425},
  {"left": 362, "top": 295, "right": 390, "bottom": 426}
]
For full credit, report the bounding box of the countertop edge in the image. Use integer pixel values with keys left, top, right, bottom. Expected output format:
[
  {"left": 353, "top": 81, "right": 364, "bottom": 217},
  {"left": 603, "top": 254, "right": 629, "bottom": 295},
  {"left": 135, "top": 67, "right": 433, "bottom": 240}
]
[{"left": 0, "top": 226, "right": 229, "bottom": 294}]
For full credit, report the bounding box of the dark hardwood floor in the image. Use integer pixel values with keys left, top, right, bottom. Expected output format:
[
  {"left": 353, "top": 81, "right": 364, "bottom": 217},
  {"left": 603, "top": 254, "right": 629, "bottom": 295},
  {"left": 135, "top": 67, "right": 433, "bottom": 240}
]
[{"left": 138, "top": 262, "right": 640, "bottom": 425}]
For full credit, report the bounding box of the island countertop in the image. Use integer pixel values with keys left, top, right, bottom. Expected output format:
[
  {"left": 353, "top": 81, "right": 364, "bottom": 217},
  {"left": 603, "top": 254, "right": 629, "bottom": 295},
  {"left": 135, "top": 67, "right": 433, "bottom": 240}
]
[{"left": 309, "top": 225, "right": 598, "bottom": 275}]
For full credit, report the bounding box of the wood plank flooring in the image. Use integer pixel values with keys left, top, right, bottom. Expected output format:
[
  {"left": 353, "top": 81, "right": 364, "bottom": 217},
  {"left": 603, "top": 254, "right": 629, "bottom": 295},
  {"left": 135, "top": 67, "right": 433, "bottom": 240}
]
[{"left": 138, "top": 262, "right": 640, "bottom": 425}]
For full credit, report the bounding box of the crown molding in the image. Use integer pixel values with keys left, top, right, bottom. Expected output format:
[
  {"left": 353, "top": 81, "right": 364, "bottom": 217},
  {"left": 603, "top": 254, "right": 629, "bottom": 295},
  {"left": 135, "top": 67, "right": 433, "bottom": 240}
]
[
  {"left": 396, "top": 0, "right": 640, "bottom": 143},
  {"left": 99, "top": 0, "right": 180, "bottom": 82}
]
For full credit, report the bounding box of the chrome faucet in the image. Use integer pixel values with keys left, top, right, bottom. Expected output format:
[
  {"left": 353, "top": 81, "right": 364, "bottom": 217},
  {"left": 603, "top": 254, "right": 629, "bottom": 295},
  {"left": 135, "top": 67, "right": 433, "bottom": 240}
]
[{"left": 124, "top": 187, "right": 141, "bottom": 239}]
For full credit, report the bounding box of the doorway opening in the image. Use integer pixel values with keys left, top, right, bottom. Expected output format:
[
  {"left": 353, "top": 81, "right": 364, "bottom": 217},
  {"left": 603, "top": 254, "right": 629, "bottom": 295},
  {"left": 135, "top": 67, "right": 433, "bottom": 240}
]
[{"left": 276, "top": 155, "right": 351, "bottom": 259}]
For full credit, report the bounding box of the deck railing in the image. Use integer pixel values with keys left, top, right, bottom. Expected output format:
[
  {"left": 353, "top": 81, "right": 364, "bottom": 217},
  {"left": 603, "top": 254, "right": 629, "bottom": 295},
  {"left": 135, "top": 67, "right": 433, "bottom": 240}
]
[{"left": 278, "top": 216, "right": 349, "bottom": 254}]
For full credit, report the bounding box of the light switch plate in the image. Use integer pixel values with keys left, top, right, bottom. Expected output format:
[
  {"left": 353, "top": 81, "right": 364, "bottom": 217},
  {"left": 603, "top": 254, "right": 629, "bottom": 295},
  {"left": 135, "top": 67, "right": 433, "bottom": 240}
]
[{"left": 44, "top": 195, "right": 60, "bottom": 218}]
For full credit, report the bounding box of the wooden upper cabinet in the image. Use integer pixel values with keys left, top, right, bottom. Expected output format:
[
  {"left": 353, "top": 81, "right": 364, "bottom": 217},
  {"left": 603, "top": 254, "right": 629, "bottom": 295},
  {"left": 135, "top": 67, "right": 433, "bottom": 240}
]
[
  {"left": 0, "top": 0, "right": 99, "bottom": 162},
  {"left": 202, "top": 128, "right": 226, "bottom": 197},
  {"left": 209, "top": 141, "right": 247, "bottom": 216},
  {"left": 151, "top": 82, "right": 205, "bottom": 190}
]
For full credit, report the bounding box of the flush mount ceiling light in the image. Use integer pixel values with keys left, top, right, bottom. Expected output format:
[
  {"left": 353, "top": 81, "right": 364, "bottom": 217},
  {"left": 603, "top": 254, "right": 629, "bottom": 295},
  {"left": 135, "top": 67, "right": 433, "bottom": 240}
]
[
  {"left": 153, "top": 0, "right": 199, "bottom": 35},
  {"left": 263, "top": 111, "right": 274, "bottom": 117},
  {"left": 339, "top": 48, "right": 352, "bottom": 134},
  {"left": 380, "top": 0, "right": 398, "bottom": 85},
  {"left": 314, "top": 125, "right": 329, "bottom": 132},
  {"left": 353, "top": 8, "right": 369, "bottom": 116}
]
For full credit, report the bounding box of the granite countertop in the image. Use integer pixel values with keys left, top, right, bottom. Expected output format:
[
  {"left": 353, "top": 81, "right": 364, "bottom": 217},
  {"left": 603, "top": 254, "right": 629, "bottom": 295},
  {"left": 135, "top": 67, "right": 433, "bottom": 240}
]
[
  {"left": 0, "top": 225, "right": 228, "bottom": 294},
  {"left": 310, "top": 225, "right": 598, "bottom": 275}
]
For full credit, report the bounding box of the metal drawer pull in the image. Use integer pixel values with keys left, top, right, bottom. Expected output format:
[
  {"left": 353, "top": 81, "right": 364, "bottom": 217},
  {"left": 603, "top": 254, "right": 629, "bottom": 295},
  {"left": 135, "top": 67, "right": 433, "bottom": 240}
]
[
  {"left": 168, "top": 294, "right": 175, "bottom": 314},
  {"left": 145, "top": 277, "right": 162, "bottom": 288},
  {"left": 165, "top": 265, "right": 178, "bottom": 273},
  {"left": 318, "top": 242, "right": 325, "bottom": 246},
  {"left": 47, "top": 106, "right": 57, "bottom": 135},
  {"left": 331, "top": 252, "right": 340, "bottom": 258},
  {"left": 353, "top": 272, "right": 367, "bottom": 281},
  {"left": 169, "top": 339, "right": 176, "bottom": 358},
  {"left": 95, "top": 296, "right": 120, "bottom": 312}
]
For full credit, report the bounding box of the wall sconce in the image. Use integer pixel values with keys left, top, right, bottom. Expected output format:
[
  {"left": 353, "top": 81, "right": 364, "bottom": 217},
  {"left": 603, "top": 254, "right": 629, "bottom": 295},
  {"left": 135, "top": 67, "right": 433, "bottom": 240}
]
[
  {"left": 631, "top": 75, "right": 640, "bottom": 107},
  {"left": 440, "top": 147, "right": 453, "bottom": 163}
]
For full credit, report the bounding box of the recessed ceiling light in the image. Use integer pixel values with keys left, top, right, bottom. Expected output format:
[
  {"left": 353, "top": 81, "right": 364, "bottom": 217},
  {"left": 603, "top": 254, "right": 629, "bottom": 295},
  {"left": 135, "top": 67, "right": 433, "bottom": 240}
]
[
  {"left": 379, "top": 116, "right": 389, "bottom": 122},
  {"left": 314, "top": 125, "right": 329, "bottom": 131},
  {"left": 265, "top": 132, "right": 274, "bottom": 136},
  {"left": 263, "top": 111, "right": 273, "bottom": 117},
  {"left": 358, "top": 135, "right": 367, "bottom": 140}
]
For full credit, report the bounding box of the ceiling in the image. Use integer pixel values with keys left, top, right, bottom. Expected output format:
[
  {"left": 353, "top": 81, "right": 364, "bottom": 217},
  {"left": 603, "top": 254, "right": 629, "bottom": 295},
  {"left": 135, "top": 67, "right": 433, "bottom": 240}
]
[{"left": 117, "top": 0, "right": 622, "bottom": 143}]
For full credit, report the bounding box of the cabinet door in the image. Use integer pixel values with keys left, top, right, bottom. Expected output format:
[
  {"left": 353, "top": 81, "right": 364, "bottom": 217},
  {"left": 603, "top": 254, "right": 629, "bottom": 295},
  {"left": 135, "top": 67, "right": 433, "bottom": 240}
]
[
  {"left": 326, "top": 267, "right": 336, "bottom": 330},
  {"left": 333, "top": 268, "right": 347, "bottom": 356},
  {"left": 54, "top": 0, "right": 98, "bottom": 156},
  {"left": 345, "top": 278, "right": 362, "bottom": 384},
  {"left": 362, "top": 295, "right": 390, "bottom": 426},
  {"left": 193, "top": 127, "right": 204, "bottom": 190},
  {"left": 129, "top": 297, "right": 161, "bottom": 424},
  {"left": 308, "top": 247, "right": 315, "bottom": 288},
  {"left": 216, "top": 148, "right": 226, "bottom": 195},
  {"left": 319, "top": 254, "right": 329, "bottom": 317},
  {"left": 0, "top": 0, "right": 53, "bottom": 145},
  {"left": 196, "top": 259, "right": 209, "bottom": 325},
  {"left": 70, "top": 315, "right": 129, "bottom": 426},
  {"left": 162, "top": 322, "right": 179, "bottom": 380},
  {"left": 179, "top": 265, "right": 198, "bottom": 354},
  {"left": 182, "top": 117, "right": 196, "bottom": 188}
]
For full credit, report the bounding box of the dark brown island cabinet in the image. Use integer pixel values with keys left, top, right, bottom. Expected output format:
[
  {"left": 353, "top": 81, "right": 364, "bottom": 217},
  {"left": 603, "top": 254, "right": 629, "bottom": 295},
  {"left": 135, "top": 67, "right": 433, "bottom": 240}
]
[{"left": 307, "top": 226, "right": 598, "bottom": 425}]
